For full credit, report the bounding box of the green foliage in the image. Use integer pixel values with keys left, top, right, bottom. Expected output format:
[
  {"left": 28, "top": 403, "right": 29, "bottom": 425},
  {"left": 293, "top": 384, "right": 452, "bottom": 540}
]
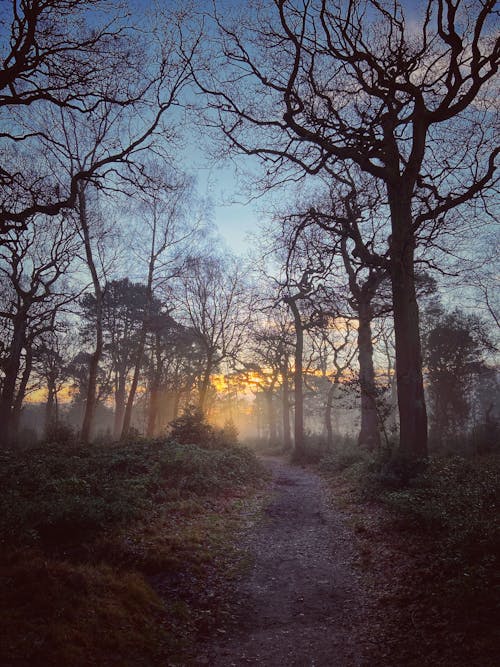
[
  {"left": 383, "top": 456, "right": 499, "bottom": 538},
  {"left": 0, "top": 438, "right": 262, "bottom": 549},
  {"left": 169, "top": 405, "right": 239, "bottom": 449},
  {"left": 0, "top": 558, "right": 169, "bottom": 667},
  {"left": 360, "top": 449, "right": 427, "bottom": 493},
  {"left": 43, "top": 420, "right": 76, "bottom": 445},
  {"left": 169, "top": 405, "right": 215, "bottom": 445},
  {"left": 423, "top": 306, "right": 492, "bottom": 444},
  {"left": 384, "top": 456, "right": 500, "bottom": 618},
  {"left": 291, "top": 433, "right": 334, "bottom": 464},
  {"left": 334, "top": 449, "right": 500, "bottom": 628},
  {"left": 159, "top": 443, "right": 263, "bottom": 495}
]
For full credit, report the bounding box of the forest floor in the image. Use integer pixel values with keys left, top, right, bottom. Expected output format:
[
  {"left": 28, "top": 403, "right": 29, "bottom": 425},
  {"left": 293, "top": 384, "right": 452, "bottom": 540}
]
[
  {"left": 195, "top": 457, "right": 364, "bottom": 666},
  {"left": 193, "top": 455, "right": 499, "bottom": 667}
]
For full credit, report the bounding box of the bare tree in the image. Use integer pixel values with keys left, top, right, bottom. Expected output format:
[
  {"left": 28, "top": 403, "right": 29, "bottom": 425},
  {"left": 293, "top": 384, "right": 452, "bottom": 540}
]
[
  {"left": 120, "top": 169, "right": 198, "bottom": 440},
  {"left": 197, "top": 0, "right": 499, "bottom": 457},
  {"left": 0, "top": 0, "right": 199, "bottom": 232},
  {"left": 176, "top": 255, "right": 254, "bottom": 412},
  {"left": 282, "top": 171, "right": 391, "bottom": 449},
  {"left": 247, "top": 313, "right": 294, "bottom": 448},
  {"left": 309, "top": 318, "right": 358, "bottom": 449},
  {"left": 0, "top": 214, "right": 77, "bottom": 443}
]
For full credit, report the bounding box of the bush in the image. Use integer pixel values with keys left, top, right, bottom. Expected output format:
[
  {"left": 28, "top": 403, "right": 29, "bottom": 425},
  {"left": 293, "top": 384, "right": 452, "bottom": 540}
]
[
  {"left": 169, "top": 406, "right": 239, "bottom": 449},
  {"left": 363, "top": 449, "right": 428, "bottom": 493}
]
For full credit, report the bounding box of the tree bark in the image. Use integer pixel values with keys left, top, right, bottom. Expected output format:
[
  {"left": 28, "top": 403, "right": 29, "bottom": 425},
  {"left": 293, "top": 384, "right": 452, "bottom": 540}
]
[
  {"left": 265, "top": 389, "right": 277, "bottom": 445},
  {"left": 146, "top": 383, "right": 160, "bottom": 437},
  {"left": 325, "top": 382, "right": 335, "bottom": 449},
  {"left": 388, "top": 187, "right": 428, "bottom": 458},
  {"left": 11, "top": 343, "right": 33, "bottom": 439},
  {"left": 78, "top": 184, "right": 103, "bottom": 444},
  {"left": 357, "top": 302, "right": 381, "bottom": 450},
  {"left": 120, "top": 326, "right": 147, "bottom": 439},
  {"left": 45, "top": 370, "right": 57, "bottom": 435},
  {"left": 172, "top": 390, "right": 181, "bottom": 421},
  {"left": 281, "top": 369, "right": 292, "bottom": 451},
  {"left": 113, "top": 376, "right": 126, "bottom": 438},
  {"left": 0, "top": 314, "right": 27, "bottom": 445},
  {"left": 287, "top": 297, "right": 305, "bottom": 457},
  {"left": 198, "top": 354, "right": 213, "bottom": 413}
]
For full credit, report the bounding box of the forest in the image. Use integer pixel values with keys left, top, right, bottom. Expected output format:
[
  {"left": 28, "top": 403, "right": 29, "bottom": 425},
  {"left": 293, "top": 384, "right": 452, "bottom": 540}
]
[{"left": 0, "top": 1, "right": 498, "bottom": 666}]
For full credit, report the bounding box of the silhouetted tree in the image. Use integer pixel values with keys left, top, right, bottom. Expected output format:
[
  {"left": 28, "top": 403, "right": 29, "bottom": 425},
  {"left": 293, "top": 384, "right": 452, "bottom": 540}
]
[
  {"left": 0, "top": 215, "right": 77, "bottom": 443},
  {"left": 0, "top": 0, "right": 198, "bottom": 231},
  {"left": 197, "top": 0, "right": 499, "bottom": 457}
]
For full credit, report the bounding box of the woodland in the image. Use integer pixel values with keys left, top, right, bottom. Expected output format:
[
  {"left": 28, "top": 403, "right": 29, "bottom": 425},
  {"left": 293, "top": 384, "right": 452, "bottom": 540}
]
[{"left": 0, "top": 1, "right": 499, "bottom": 665}]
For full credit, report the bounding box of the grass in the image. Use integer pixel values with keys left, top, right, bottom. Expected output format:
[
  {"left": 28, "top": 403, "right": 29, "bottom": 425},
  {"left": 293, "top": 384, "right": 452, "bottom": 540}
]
[{"left": 0, "top": 438, "right": 266, "bottom": 666}]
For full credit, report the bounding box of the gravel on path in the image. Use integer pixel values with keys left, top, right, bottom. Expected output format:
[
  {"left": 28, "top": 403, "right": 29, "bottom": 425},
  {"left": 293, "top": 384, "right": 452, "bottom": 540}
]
[{"left": 198, "top": 457, "right": 364, "bottom": 667}]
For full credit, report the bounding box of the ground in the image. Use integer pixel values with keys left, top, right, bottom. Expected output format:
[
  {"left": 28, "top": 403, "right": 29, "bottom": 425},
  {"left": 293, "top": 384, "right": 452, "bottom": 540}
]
[{"left": 196, "top": 457, "right": 364, "bottom": 666}]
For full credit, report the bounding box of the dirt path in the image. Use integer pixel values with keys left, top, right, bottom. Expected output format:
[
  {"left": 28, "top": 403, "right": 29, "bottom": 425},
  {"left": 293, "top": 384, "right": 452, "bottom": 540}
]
[{"left": 197, "top": 457, "right": 363, "bottom": 666}]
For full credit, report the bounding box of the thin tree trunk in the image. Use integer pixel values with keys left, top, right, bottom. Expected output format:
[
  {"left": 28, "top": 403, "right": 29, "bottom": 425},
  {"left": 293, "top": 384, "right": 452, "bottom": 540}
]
[
  {"left": 11, "top": 343, "right": 33, "bottom": 439},
  {"left": 198, "top": 357, "right": 213, "bottom": 413},
  {"left": 172, "top": 391, "right": 181, "bottom": 420},
  {"left": 357, "top": 303, "right": 381, "bottom": 450},
  {"left": 45, "top": 373, "right": 57, "bottom": 435},
  {"left": 0, "top": 315, "right": 27, "bottom": 445},
  {"left": 146, "top": 332, "right": 163, "bottom": 437},
  {"left": 121, "top": 327, "right": 147, "bottom": 439},
  {"left": 78, "top": 184, "right": 103, "bottom": 444},
  {"left": 113, "top": 375, "right": 126, "bottom": 438},
  {"left": 287, "top": 298, "right": 304, "bottom": 457},
  {"left": 282, "top": 369, "right": 292, "bottom": 451},
  {"left": 266, "top": 390, "right": 277, "bottom": 445},
  {"left": 389, "top": 189, "right": 428, "bottom": 458},
  {"left": 325, "top": 382, "right": 335, "bottom": 449},
  {"left": 146, "top": 382, "right": 160, "bottom": 437}
]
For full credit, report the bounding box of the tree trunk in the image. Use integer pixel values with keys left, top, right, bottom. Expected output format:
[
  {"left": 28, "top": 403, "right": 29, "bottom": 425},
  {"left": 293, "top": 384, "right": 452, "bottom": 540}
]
[
  {"left": 146, "top": 332, "right": 163, "bottom": 437},
  {"left": 172, "top": 391, "right": 181, "bottom": 421},
  {"left": 113, "top": 376, "right": 126, "bottom": 438},
  {"left": 198, "top": 357, "right": 213, "bottom": 413},
  {"left": 146, "top": 375, "right": 162, "bottom": 438},
  {"left": 146, "top": 384, "right": 160, "bottom": 437},
  {"left": 11, "top": 343, "right": 33, "bottom": 439},
  {"left": 120, "top": 327, "right": 147, "bottom": 439},
  {"left": 78, "top": 184, "right": 103, "bottom": 444},
  {"left": 0, "top": 315, "right": 27, "bottom": 445},
  {"left": 45, "top": 372, "right": 57, "bottom": 435},
  {"left": 388, "top": 188, "right": 428, "bottom": 458},
  {"left": 281, "top": 369, "right": 292, "bottom": 451},
  {"left": 287, "top": 298, "right": 305, "bottom": 457},
  {"left": 265, "top": 389, "right": 277, "bottom": 445},
  {"left": 325, "top": 382, "right": 335, "bottom": 449},
  {"left": 357, "top": 302, "right": 381, "bottom": 450}
]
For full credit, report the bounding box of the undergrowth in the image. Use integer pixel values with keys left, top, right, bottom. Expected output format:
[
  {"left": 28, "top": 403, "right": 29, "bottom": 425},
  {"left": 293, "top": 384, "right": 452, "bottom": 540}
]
[
  {"left": 0, "top": 438, "right": 265, "bottom": 666},
  {"left": 320, "top": 445, "right": 500, "bottom": 664}
]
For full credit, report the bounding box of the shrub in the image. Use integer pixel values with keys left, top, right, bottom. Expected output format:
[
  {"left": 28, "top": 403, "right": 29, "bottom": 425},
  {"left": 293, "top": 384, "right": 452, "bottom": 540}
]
[
  {"left": 43, "top": 420, "right": 76, "bottom": 445},
  {"left": 169, "top": 406, "right": 238, "bottom": 449}
]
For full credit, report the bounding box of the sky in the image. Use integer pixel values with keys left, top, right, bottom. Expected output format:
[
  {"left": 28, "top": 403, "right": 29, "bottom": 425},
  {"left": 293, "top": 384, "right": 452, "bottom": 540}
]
[{"left": 190, "top": 158, "right": 261, "bottom": 255}]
